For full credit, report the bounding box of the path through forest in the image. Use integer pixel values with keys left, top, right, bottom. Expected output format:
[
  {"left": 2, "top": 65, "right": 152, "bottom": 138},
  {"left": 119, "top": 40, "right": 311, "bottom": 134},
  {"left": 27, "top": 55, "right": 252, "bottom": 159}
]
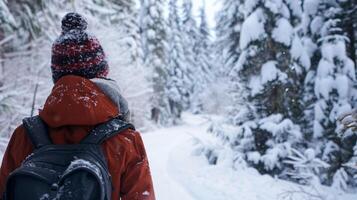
[
  {"left": 141, "top": 114, "right": 204, "bottom": 200},
  {"left": 142, "top": 113, "right": 357, "bottom": 200}
]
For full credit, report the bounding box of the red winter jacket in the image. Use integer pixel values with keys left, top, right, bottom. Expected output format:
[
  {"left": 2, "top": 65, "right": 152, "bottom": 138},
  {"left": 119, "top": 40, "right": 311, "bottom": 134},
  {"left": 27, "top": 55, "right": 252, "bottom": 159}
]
[{"left": 0, "top": 75, "right": 155, "bottom": 200}]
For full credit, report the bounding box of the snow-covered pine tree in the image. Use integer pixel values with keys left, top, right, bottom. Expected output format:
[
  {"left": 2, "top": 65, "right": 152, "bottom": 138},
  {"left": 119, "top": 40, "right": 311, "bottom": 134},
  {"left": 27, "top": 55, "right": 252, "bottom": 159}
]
[
  {"left": 300, "top": 0, "right": 322, "bottom": 141},
  {"left": 108, "top": 0, "right": 143, "bottom": 69},
  {"left": 338, "top": 0, "right": 356, "bottom": 64},
  {"left": 0, "top": 0, "right": 16, "bottom": 40},
  {"left": 310, "top": 0, "right": 357, "bottom": 189},
  {"left": 181, "top": 0, "right": 199, "bottom": 76},
  {"left": 165, "top": 0, "right": 192, "bottom": 124},
  {"left": 0, "top": 0, "right": 15, "bottom": 74},
  {"left": 226, "top": 0, "right": 308, "bottom": 175},
  {"left": 197, "top": 5, "right": 211, "bottom": 70},
  {"left": 206, "top": 0, "right": 244, "bottom": 129},
  {"left": 214, "top": 0, "right": 243, "bottom": 75},
  {"left": 139, "top": 0, "right": 171, "bottom": 125},
  {"left": 181, "top": 0, "right": 200, "bottom": 112},
  {"left": 6, "top": 0, "right": 43, "bottom": 43},
  {"left": 0, "top": 0, "right": 53, "bottom": 138},
  {"left": 339, "top": 0, "right": 357, "bottom": 111},
  {"left": 202, "top": 0, "right": 252, "bottom": 165},
  {"left": 187, "top": 3, "right": 214, "bottom": 114}
]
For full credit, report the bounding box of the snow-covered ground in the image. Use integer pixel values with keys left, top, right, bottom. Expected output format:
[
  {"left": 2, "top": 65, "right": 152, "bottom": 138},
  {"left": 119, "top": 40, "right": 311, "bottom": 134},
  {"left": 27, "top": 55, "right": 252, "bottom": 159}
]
[
  {"left": 142, "top": 113, "right": 357, "bottom": 200},
  {"left": 0, "top": 113, "right": 355, "bottom": 200}
]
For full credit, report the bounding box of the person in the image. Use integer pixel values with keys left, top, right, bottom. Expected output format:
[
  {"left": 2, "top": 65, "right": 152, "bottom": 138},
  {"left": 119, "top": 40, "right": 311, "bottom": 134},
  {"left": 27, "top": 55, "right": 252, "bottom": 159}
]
[{"left": 0, "top": 13, "right": 155, "bottom": 200}]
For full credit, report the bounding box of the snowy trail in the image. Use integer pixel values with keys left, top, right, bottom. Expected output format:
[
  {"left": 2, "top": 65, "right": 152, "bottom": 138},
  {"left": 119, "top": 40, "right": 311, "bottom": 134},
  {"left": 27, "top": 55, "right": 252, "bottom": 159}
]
[
  {"left": 141, "top": 123, "right": 199, "bottom": 200},
  {"left": 141, "top": 113, "right": 239, "bottom": 200},
  {"left": 142, "top": 113, "right": 357, "bottom": 200},
  {"left": 142, "top": 113, "right": 245, "bottom": 200}
]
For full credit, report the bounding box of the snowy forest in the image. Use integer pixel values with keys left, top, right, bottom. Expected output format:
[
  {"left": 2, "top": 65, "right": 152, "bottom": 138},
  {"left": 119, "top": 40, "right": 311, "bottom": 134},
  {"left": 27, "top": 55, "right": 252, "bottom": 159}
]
[{"left": 0, "top": 0, "right": 357, "bottom": 199}]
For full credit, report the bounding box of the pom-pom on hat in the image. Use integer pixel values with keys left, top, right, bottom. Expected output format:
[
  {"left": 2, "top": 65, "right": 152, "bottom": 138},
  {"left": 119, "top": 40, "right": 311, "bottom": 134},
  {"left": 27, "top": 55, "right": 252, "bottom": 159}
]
[{"left": 51, "top": 12, "right": 109, "bottom": 82}]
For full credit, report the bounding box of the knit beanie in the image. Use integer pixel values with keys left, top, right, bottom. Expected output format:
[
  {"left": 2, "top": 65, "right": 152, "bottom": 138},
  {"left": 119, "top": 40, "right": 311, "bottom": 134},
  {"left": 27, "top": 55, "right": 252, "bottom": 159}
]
[{"left": 51, "top": 12, "right": 109, "bottom": 82}]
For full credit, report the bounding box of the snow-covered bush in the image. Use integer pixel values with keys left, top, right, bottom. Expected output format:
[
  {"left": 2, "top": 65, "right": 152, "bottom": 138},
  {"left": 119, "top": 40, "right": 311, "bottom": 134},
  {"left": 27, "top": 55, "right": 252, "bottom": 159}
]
[
  {"left": 195, "top": 118, "right": 245, "bottom": 168},
  {"left": 284, "top": 148, "right": 329, "bottom": 184}
]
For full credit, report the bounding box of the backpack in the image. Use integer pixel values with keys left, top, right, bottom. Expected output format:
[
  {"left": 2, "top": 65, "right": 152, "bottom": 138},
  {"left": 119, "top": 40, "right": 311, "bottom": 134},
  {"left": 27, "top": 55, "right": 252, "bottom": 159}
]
[{"left": 4, "top": 116, "right": 134, "bottom": 200}]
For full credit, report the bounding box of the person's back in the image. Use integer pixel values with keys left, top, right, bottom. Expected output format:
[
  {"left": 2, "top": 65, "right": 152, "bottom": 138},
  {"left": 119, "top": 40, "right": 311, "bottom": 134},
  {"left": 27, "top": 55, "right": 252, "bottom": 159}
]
[{"left": 0, "top": 13, "right": 155, "bottom": 200}]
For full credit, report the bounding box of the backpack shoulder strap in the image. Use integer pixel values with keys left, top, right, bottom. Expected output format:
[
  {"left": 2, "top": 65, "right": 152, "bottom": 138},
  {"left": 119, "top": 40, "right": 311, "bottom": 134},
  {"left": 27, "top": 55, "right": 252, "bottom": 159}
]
[
  {"left": 22, "top": 115, "right": 52, "bottom": 149},
  {"left": 81, "top": 117, "right": 135, "bottom": 145}
]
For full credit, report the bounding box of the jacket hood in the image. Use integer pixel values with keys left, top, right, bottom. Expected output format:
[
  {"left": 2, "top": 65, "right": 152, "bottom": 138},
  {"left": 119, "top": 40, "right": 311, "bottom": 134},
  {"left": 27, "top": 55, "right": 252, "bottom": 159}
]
[
  {"left": 91, "top": 78, "right": 130, "bottom": 121},
  {"left": 39, "top": 75, "right": 119, "bottom": 128}
]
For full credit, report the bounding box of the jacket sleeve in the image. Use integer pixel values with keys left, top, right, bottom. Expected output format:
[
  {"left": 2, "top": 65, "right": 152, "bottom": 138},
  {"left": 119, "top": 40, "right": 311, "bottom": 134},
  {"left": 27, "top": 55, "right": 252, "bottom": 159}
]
[
  {"left": 0, "top": 126, "right": 33, "bottom": 196},
  {"left": 120, "top": 131, "right": 155, "bottom": 200}
]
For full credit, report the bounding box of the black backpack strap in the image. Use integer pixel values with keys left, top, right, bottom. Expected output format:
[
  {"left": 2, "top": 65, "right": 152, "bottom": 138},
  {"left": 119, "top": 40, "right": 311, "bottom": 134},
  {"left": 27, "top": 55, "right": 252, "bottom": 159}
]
[
  {"left": 81, "top": 117, "right": 135, "bottom": 144},
  {"left": 22, "top": 115, "right": 52, "bottom": 149}
]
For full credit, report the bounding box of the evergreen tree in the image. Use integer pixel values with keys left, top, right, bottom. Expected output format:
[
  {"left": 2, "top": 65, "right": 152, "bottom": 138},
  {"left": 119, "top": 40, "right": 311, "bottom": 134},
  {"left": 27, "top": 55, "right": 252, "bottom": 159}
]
[
  {"left": 190, "top": 5, "right": 213, "bottom": 113},
  {"left": 339, "top": 0, "right": 356, "bottom": 64},
  {"left": 166, "top": 0, "right": 191, "bottom": 124},
  {"left": 0, "top": 0, "right": 50, "bottom": 137},
  {"left": 301, "top": 0, "right": 322, "bottom": 140},
  {"left": 109, "top": 0, "right": 143, "bottom": 69},
  {"left": 181, "top": 0, "right": 199, "bottom": 71},
  {"left": 139, "top": 0, "right": 171, "bottom": 125},
  {"left": 339, "top": 0, "right": 357, "bottom": 112},
  {"left": 310, "top": 0, "right": 356, "bottom": 188},
  {"left": 7, "top": 0, "right": 43, "bottom": 44},
  {"left": 0, "top": 0, "right": 16, "bottom": 40},
  {"left": 198, "top": 6, "right": 210, "bottom": 56},
  {"left": 0, "top": 0, "right": 16, "bottom": 78},
  {"left": 181, "top": 0, "right": 199, "bottom": 111},
  {"left": 0, "top": 0, "right": 14, "bottom": 132},
  {"left": 209, "top": 0, "right": 244, "bottom": 126},
  {"left": 225, "top": 0, "right": 307, "bottom": 175},
  {"left": 214, "top": 0, "right": 243, "bottom": 75}
]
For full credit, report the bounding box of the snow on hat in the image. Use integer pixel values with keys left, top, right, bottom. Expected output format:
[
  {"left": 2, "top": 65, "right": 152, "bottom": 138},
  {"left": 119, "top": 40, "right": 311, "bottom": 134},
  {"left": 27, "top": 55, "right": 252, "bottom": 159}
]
[{"left": 51, "top": 12, "right": 109, "bottom": 82}]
